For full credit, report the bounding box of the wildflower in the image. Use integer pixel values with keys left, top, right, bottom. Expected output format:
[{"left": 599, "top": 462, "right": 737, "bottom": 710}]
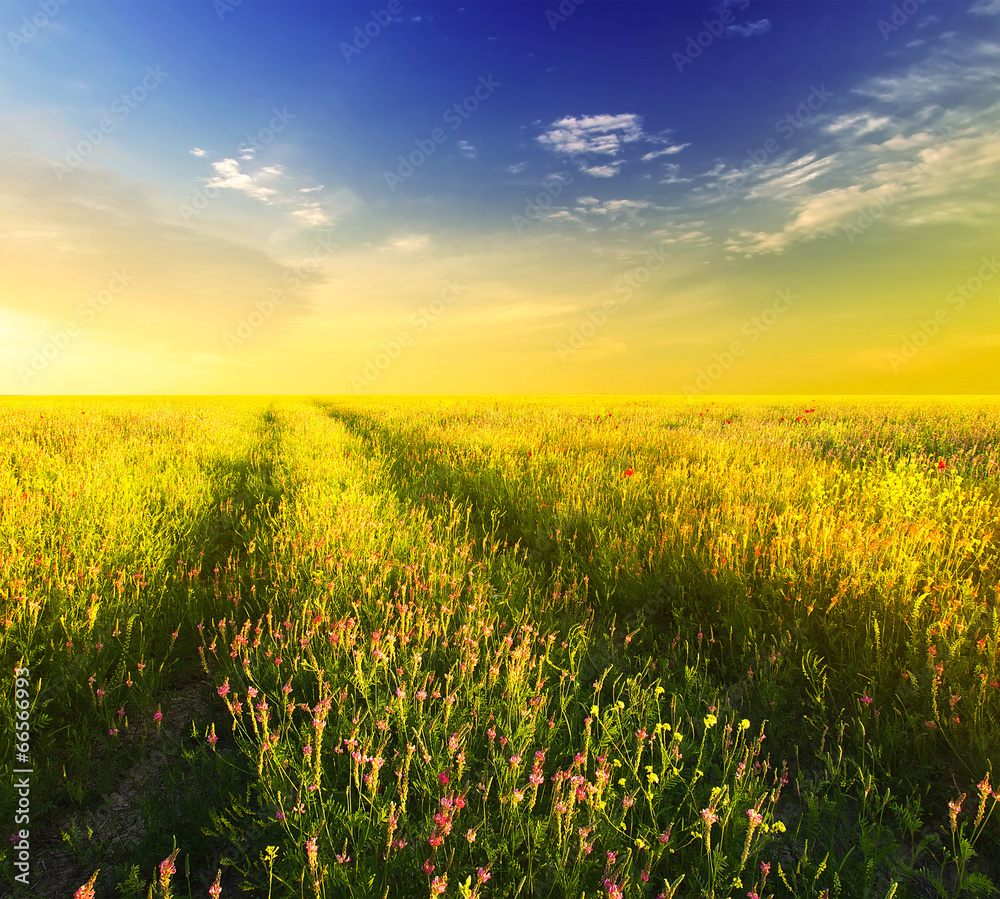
[
  {"left": 976, "top": 774, "right": 993, "bottom": 828},
  {"left": 624, "top": 468, "right": 634, "bottom": 477},
  {"left": 739, "top": 719, "right": 750, "bottom": 731},
  {"left": 747, "top": 808, "right": 763, "bottom": 826},
  {"left": 217, "top": 679, "right": 231, "bottom": 698},
  {"left": 75, "top": 870, "right": 100, "bottom": 899},
  {"left": 153, "top": 707, "right": 163, "bottom": 727},
  {"left": 937, "top": 459, "right": 947, "bottom": 470},
  {"left": 701, "top": 808, "right": 718, "bottom": 826},
  {"left": 438, "top": 771, "right": 450, "bottom": 786},
  {"left": 431, "top": 874, "right": 448, "bottom": 896},
  {"left": 422, "top": 860, "right": 434, "bottom": 874},
  {"left": 604, "top": 879, "right": 624, "bottom": 899},
  {"left": 477, "top": 868, "right": 491, "bottom": 884},
  {"left": 948, "top": 794, "right": 965, "bottom": 833},
  {"left": 466, "top": 828, "right": 477, "bottom": 843},
  {"left": 860, "top": 694, "right": 873, "bottom": 705},
  {"left": 209, "top": 870, "right": 222, "bottom": 898},
  {"left": 704, "top": 714, "right": 717, "bottom": 729},
  {"left": 207, "top": 724, "right": 218, "bottom": 750},
  {"left": 159, "top": 849, "right": 179, "bottom": 897}
]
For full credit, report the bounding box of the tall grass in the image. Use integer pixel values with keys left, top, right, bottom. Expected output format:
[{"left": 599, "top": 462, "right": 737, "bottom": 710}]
[{"left": 1, "top": 397, "right": 997, "bottom": 898}]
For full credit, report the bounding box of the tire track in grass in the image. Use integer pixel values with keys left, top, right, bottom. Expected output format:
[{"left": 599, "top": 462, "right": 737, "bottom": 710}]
[
  {"left": 314, "top": 401, "right": 696, "bottom": 695},
  {"left": 25, "top": 405, "right": 299, "bottom": 899}
]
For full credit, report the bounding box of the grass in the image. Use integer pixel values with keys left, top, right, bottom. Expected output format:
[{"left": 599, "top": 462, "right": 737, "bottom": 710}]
[{"left": 1, "top": 396, "right": 998, "bottom": 899}]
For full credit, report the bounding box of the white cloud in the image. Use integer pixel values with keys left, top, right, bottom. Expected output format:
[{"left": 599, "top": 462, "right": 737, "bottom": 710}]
[
  {"left": 641, "top": 143, "right": 690, "bottom": 161},
  {"left": 536, "top": 114, "right": 692, "bottom": 179},
  {"left": 725, "top": 19, "right": 771, "bottom": 37},
  {"left": 506, "top": 162, "right": 527, "bottom": 174},
  {"left": 291, "top": 202, "right": 332, "bottom": 227},
  {"left": 194, "top": 155, "right": 358, "bottom": 230},
  {"left": 458, "top": 140, "right": 477, "bottom": 159},
  {"left": 659, "top": 163, "right": 691, "bottom": 184},
  {"left": 824, "top": 113, "right": 895, "bottom": 137},
  {"left": 970, "top": 0, "right": 1000, "bottom": 14},
  {"left": 537, "top": 114, "right": 644, "bottom": 158},
  {"left": 580, "top": 163, "right": 620, "bottom": 178},
  {"left": 189, "top": 147, "right": 207, "bottom": 158},
  {"left": 705, "top": 38, "right": 1000, "bottom": 256},
  {"left": 204, "top": 158, "right": 282, "bottom": 202},
  {"left": 380, "top": 234, "right": 430, "bottom": 252}
]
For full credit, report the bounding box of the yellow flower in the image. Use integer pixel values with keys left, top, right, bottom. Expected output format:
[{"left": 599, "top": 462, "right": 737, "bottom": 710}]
[
  {"left": 739, "top": 719, "right": 750, "bottom": 731},
  {"left": 618, "top": 777, "right": 627, "bottom": 787},
  {"left": 773, "top": 821, "right": 786, "bottom": 833},
  {"left": 672, "top": 731, "right": 682, "bottom": 742},
  {"left": 647, "top": 772, "right": 659, "bottom": 784},
  {"left": 655, "top": 686, "right": 665, "bottom": 696},
  {"left": 591, "top": 705, "right": 600, "bottom": 716},
  {"left": 704, "top": 714, "right": 717, "bottom": 729}
]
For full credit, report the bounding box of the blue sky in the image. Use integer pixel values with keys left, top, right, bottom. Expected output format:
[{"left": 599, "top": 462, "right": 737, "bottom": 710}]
[{"left": 1, "top": 0, "right": 998, "bottom": 394}]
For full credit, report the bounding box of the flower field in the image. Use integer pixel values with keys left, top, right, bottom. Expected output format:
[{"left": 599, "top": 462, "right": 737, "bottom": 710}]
[{"left": 2, "top": 397, "right": 998, "bottom": 899}]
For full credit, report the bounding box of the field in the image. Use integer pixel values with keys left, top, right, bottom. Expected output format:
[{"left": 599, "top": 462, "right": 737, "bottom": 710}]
[{"left": 2, "top": 397, "right": 999, "bottom": 899}]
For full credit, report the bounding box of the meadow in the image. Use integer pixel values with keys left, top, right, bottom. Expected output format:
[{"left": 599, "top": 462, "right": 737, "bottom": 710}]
[{"left": 1, "top": 396, "right": 998, "bottom": 899}]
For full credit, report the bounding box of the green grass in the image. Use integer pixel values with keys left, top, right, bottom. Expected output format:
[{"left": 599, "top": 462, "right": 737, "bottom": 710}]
[{"left": 1, "top": 397, "right": 998, "bottom": 899}]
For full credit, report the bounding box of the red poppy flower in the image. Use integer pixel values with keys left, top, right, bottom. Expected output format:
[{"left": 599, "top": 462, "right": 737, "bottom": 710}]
[
  {"left": 937, "top": 460, "right": 946, "bottom": 470},
  {"left": 623, "top": 468, "right": 634, "bottom": 477}
]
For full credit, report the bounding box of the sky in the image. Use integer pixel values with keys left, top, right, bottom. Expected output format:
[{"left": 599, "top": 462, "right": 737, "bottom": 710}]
[{"left": 0, "top": 0, "right": 998, "bottom": 396}]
